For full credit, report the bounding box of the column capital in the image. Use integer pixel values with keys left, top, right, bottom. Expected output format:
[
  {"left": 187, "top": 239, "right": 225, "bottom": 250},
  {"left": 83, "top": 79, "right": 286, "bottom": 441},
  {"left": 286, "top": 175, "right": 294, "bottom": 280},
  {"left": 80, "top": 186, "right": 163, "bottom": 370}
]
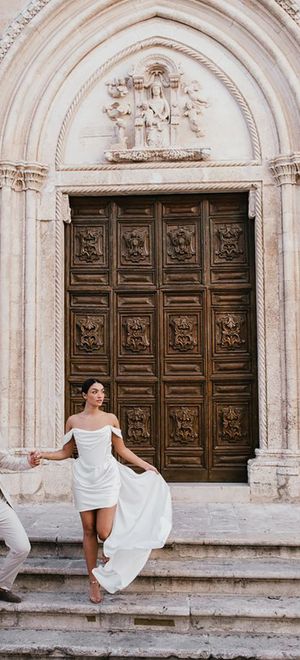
[
  {"left": 269, "top": 153, "right": 300, "bottom": 185},
  {"left": 0, "top": 161, "right": 48, "bottom": 191}
]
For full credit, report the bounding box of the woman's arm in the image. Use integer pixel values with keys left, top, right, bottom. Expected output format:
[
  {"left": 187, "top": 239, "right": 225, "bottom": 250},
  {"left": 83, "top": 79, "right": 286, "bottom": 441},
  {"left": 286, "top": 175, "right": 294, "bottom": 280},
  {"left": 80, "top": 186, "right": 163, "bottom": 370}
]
[
  {"left": 111, "top": 417, "right": 158, "bottom": 473},
  {"left": 39, "top": 437, "right": 75, "bottom": 461},
  {"left": 38, "top": 416, "right": 75, "bottom": 460}
]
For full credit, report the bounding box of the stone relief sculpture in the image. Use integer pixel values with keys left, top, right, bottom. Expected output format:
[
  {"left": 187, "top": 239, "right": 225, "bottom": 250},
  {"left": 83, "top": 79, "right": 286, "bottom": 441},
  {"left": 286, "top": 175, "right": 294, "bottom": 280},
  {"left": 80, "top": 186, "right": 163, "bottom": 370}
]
[
  {"left": 183, "top": 80, "right": 208, "bottom": 138},
  {"left": 142, "top": 81, "right": 170, "bottom": 148},
  {"left": 103, "top": 103, "right": 131, "bottom": 150},
  {"left": 103, "top": 55, "right": 210, "bottom": 162}
]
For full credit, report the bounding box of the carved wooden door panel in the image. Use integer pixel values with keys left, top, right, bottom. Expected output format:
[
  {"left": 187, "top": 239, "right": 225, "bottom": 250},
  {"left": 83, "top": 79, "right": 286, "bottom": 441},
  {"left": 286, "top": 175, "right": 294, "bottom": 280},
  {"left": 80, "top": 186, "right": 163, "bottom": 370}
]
[{"left": 66, "top": 194, "right": 258, "bottom": 481}]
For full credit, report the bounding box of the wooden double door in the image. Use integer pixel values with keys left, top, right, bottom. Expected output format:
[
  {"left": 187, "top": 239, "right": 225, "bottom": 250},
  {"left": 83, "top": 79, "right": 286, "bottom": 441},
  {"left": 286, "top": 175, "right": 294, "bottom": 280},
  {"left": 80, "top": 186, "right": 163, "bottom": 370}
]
[{"left": 66, "top": 193, "right": 258, "bottom": 482}]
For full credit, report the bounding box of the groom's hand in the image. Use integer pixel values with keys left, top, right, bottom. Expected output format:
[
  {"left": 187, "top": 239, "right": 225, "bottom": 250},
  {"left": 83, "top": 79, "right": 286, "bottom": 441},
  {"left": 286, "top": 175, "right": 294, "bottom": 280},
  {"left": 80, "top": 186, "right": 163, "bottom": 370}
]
[{"left": 28, "top": 451, "right": 41, "bottom": 467}]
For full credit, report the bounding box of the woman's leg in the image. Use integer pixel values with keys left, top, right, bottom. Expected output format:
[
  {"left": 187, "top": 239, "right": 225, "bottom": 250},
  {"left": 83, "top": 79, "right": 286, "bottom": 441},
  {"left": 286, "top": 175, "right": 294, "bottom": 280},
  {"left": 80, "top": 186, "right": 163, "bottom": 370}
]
[
  {"left": 96, "top": 504, "right": 117, "bottom": 545},
  {"left": 80, "top": 510, "right": 101, "bottom": 603}
]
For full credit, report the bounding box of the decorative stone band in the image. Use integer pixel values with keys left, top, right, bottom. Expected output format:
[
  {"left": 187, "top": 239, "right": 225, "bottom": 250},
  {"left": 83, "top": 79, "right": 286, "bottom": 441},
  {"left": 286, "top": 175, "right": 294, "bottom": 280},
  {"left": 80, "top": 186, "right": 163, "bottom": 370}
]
[
  {"left": 0, "top": 0, "right": 51, "bottom": 63},
  {"left": 269, "top": 153, "right": 300, "bottom": 185},
  {"left": 0, "top": 161, "right": 48, "bottom": 191},
  {"left": 104, "top": 147, "right": 211, "bottom": 163},
  {"left": 275, "top": 0, "right": 300, "bottom": 23},
  {"left": 0, "top": 1, "right": 299, "bottom": 66}
]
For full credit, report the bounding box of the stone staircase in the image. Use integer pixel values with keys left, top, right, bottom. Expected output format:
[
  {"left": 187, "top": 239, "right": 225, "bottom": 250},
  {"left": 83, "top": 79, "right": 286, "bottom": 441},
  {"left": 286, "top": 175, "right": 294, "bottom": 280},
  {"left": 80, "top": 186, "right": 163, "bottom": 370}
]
[{"left": 1, "top": 527, "right": 300, "bottom": 659}]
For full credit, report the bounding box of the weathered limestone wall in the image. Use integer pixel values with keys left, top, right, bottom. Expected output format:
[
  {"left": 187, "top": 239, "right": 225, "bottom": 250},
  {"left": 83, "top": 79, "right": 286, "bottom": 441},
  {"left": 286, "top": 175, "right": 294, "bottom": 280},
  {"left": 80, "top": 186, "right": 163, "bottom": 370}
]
[{"left": 0, "top": 0, "right": 299, "bottom": 502}]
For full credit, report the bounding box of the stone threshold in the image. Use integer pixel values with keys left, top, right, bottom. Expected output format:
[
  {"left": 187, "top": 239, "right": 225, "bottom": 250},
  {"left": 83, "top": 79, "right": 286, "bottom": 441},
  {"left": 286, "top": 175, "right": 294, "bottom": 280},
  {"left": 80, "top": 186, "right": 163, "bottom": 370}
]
[{"left": 170, "top": 483, "right": 250, "bottom": 503}]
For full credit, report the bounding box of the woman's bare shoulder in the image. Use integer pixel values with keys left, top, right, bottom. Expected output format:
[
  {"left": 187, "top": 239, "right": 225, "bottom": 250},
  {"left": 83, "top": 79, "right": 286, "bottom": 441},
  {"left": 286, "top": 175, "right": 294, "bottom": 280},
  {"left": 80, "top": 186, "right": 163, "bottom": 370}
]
[
  {"left": 65, "top": 413, "right": 81, "bottom": 430},
  {"left": 105, "top": 412, "right": 120, "bottom": 428}
]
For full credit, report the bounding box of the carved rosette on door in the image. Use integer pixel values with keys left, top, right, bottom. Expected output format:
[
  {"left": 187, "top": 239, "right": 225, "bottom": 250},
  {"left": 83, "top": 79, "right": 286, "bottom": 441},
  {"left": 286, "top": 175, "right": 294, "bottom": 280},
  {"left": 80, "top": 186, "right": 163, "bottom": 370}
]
[{"left": 66, "top": 194, "right": 258, "bottom": 481}]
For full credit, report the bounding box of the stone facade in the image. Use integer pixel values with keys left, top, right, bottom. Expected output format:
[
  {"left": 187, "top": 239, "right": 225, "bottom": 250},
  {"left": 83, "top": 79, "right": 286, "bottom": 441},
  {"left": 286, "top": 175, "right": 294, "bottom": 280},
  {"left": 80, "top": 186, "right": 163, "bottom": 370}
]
[{"left": 0, "top": 0, "right": 299, "bottom": 501}]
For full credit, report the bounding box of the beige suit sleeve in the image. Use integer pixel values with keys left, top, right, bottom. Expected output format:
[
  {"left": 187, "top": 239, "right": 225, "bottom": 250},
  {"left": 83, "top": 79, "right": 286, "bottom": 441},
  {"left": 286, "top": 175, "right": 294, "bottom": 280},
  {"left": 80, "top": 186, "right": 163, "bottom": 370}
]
[{"left": 0, "top": 450, "right": 31, "bottom": 473}]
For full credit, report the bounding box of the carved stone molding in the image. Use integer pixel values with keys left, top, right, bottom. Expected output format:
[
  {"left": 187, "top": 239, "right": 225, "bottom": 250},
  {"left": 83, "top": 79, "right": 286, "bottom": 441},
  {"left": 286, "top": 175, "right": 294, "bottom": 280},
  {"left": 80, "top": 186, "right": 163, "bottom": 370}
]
[
  {"left": 0, "top": 161, "right": 48, "bottom": 191},
  {"left": 274, "top": 0, "right": 300, "bottom": 23},
  {"left": 59, "top": 160, "right": 260, "bottom": 171},
  {"left": 0, "top": 0, "right": 51, "bottom": 62},
  {"left": 61, "top": 193, "right": 71, "bottom": 223},
  {"left": 269, "top": 153, "right": 300, "bottom": 185},
  {"left": 105, "top": 148, "right": 210, "bottom": 163},
  {"left": 60, "top": 182, "right": 258, "bottom": 195},
  {"left": 0, "top": 1, "right": 299, "bottom": 69}
]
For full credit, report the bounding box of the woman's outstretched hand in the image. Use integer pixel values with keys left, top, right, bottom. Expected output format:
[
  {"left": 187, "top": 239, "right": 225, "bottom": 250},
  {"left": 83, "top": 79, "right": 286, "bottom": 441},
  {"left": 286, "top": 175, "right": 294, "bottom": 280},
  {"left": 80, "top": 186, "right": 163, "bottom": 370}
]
[{"left": 143, "top": 462, "right": 159, "bottom": 474}]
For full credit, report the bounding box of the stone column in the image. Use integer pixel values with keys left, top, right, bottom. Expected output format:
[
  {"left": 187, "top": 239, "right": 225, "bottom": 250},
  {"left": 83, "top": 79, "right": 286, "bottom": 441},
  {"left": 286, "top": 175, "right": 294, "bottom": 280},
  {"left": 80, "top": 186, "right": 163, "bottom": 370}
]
[
  {"left": 0, "top": 165, "right": 14, "bottom": 446},
  {"left": 0, "top": 161, "right": 47, "bottom": 498},
  {"left": 249, "top": 154, "right": 300, "bottom": 501}
]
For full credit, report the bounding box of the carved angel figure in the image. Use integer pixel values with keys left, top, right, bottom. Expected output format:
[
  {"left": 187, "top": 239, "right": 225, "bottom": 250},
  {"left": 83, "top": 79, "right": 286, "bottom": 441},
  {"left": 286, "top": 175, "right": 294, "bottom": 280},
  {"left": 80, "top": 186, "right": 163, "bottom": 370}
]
[
  {"left": 183, "top": 80, "right": 208, "bottom": 138},
  {"left": 103, "top": 101, "right": 131, "bottom": 148},
  {"left": 106, "top": 77, "right": 129, "bottom": 98}
]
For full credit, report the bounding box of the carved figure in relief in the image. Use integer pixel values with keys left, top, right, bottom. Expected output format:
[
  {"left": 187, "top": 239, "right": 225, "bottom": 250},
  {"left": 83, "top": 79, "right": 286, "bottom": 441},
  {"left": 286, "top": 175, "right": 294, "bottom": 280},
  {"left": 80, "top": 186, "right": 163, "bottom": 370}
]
[
  {"left": 216, "top": 224, "right": 243, "bottom": 261},
  {"left": 122, "top": 228, "right": 149, "bottom": 262},
  {"left": 220, "top": 406, "right": 243, "bottom": 443},
  {"left": 103, "top": 58, "right": 210, "bottom": 161},
  {"left": 76, "top": 316, "right": 104, "bottom": 352},
  {"left": 217, "top": 314, "right": 245, "bottom": 350},
  {"left": 106, "top": 77, "right": 129, "bottom": 98},
  {"left": 183, "top": 80, "right": 208, "bottom": 138},
  {"left": 167, "top": 226, "right": 195, "bottom": 261},
  {"left": 143, "top": 81, "right": 170, "bottom": 148},
  {"left": 123, "top": 317, "right": 150, "bottom": 352},
  {"left": 170, "top": 407, "right": 197, "bottom": 445},
  {"left": 37, "top": 378, "right": 170, "bottom": 605},
  {"left": 170, "top": 316, "right": 197, "bottom": 352},
  {"left": 103, "top": 101, "right": 131, "bottom": 149},
  {"left": 76, "top": 229, "right": 103, "bottom": 263},
  {"left": 126, "top": 408, "right": 150, "bottom": 444}
]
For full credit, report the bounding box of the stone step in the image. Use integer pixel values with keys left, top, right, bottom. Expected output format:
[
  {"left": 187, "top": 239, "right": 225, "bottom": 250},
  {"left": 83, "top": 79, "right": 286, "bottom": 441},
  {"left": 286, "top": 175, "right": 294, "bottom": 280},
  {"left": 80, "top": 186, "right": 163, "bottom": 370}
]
[
  {"left": 15, "top": 556, "right": 300, "bottom": 596},
  {"left": 1, "top": 628, "right": 300, "bottom": 659},
  {"left": 1, "top": 592, "right": 300, "bottom": 635},
  {"left": 170, "top": 483, "right": 250, "bottom": 503},
  {"left": 3, "top": 538, "right": 300, "bottom": 560}
]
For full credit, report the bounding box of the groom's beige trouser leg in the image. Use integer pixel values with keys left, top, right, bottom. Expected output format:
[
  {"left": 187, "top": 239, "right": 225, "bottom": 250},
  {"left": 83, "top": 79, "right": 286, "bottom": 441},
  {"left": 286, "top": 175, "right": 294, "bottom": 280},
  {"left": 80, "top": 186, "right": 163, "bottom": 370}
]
[{"left": 0, "top": 492, "right": 31, "bottom": 590}]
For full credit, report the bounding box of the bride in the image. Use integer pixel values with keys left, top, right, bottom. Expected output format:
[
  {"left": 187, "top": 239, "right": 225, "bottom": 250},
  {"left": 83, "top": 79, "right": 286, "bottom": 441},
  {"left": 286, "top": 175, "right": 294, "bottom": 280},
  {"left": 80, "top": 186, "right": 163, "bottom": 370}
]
[{"left": 37, "top": 378, "right": 172, "bottom": 604}]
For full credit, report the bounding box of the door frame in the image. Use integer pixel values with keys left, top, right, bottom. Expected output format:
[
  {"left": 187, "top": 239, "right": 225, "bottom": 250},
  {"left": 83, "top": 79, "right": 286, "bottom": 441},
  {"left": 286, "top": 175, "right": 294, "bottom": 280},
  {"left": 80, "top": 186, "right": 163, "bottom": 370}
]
[{"left": 55, "top": 180, "right": 266, "bottom": 481}]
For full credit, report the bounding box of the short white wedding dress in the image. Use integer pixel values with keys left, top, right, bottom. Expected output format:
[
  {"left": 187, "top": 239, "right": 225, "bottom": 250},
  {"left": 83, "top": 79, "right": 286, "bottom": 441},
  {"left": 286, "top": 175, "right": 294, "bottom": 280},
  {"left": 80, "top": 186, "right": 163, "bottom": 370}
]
[{"left": 63, "top": 425, "right": 172, "bottom": 594}]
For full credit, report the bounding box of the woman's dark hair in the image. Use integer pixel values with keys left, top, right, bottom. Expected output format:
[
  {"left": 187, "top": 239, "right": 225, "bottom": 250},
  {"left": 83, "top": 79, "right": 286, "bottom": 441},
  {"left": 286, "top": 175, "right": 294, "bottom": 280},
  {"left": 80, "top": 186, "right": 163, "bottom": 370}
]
[{"left": 81, "top": 378, "right": 102, "bottom": 395}]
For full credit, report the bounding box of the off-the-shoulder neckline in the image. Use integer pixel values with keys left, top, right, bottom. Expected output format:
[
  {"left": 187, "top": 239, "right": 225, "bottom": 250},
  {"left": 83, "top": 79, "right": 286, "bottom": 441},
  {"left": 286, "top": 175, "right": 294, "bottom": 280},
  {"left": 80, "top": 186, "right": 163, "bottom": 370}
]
[{"left": 67, "top": 425, "right": 121, "bottom": 433}]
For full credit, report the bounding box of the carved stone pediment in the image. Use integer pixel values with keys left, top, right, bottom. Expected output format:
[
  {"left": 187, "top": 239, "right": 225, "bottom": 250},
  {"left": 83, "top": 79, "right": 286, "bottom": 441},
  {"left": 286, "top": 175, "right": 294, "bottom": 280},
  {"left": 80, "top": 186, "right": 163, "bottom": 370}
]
[{"left": 103, "top": 55, "right": 210, "bottom": 163}]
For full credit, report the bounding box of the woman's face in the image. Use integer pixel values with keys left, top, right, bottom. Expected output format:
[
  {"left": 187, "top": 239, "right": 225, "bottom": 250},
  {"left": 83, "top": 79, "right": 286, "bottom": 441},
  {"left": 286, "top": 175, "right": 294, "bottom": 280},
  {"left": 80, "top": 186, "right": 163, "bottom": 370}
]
[{"left": 84, "top": 382, "right": 105, "bottom": 407}]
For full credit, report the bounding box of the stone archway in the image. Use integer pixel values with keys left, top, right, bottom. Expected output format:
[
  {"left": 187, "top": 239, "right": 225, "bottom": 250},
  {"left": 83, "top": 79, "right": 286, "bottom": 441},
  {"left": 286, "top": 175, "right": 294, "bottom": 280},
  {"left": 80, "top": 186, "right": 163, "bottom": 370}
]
[{"left": 0, "top": 0, "right": 299, "bottom": 500}]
